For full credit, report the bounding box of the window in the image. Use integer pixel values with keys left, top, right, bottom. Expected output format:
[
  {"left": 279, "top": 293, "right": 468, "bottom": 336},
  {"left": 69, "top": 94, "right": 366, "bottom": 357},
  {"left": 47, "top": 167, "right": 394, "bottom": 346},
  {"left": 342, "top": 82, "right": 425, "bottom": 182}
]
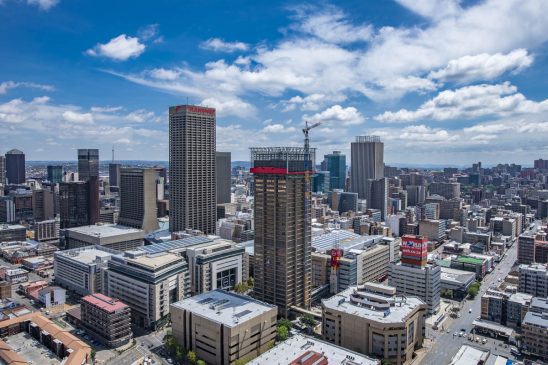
[{"left": 216, "top": 268, "right": 237, "bottom": 290}]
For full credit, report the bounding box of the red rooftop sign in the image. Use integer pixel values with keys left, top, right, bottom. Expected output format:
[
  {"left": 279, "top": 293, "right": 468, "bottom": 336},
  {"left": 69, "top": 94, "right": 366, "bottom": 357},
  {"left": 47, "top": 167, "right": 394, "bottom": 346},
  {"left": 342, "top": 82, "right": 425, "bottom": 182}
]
[{"left": 174, "top": 105, "right": 215, "bottom": 115}]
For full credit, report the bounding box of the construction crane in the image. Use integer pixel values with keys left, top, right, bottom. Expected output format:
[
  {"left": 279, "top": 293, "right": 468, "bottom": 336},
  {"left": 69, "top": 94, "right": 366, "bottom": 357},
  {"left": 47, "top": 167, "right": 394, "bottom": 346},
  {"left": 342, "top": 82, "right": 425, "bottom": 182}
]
[
  {"left": 302, "top": 120, "right": 320, "bottom": 308},
  {"left": 302, "top": 121, "right": 321, "bottom": 153}
]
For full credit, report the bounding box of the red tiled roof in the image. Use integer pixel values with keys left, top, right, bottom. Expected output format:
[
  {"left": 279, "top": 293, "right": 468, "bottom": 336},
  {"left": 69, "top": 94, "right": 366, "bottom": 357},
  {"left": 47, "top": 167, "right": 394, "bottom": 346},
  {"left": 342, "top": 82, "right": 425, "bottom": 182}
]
[{"left": 81, "top": 293, "right": 128, "bottom": 313}]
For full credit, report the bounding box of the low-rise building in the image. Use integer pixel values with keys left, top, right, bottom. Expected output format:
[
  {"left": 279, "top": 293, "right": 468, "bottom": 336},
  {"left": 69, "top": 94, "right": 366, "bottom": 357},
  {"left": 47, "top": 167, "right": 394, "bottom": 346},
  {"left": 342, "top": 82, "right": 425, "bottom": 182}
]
[
  {"left": 440, "top": 267, "right": 476, "bottom": 300},
  {"left": 450, "top": 256, "right": 487, "bottom": 279},
  {"left": 81, "top": 293, "right": 132, "bottom": 347},
  {"left": 247, "top": 334, "right": 380, "bottom": 365},
  {"left": 34, "top": 219, "right": 60, "bottom": 242},
  {"left": 480, "top": 290, "right": 532, "bottom": 328},
  {"left": 0, "top": 224, "right": 25, "bottom": 243},
  {"left": 0, "top": 267, "right": 28, "bottom": 284},
  {"left": 102, "top": 250, "right": 189, "bottom": 329},
  {"left": 522, "top": 297, "right": 548, "bottom": 360},
  {"left": 322, "top": 282, "right": 427, "bottom": 365},
  {"left": 449, "top": 345, "right": 490, "bottom": 365},
  {"left": 63, "top": 224, "right": 145, "bottom": 251},
  {"left": 54, "top": 245, "right": 120, "bottom": 296},
  {"left": 36, "top": 286, "right": 66, "bottom": 308},
  {"left": 170, "top": 289, "right": 277, "bottom": 365}
]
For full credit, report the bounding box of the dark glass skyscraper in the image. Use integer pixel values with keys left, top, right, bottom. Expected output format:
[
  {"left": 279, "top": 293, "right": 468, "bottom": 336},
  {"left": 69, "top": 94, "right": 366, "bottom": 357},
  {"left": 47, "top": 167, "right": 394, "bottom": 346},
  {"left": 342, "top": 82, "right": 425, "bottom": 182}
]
[
  {"left": 324, "top": 151, "right": 346, "bottom": 190},
  {"left": 47, "top": 165, "right": 63, "bottom": 183},
  {"left": 169, "top": 105, "right": 216, "bottom": 234},
  {"left": 251, "top": 146, "right": 314, "bottom": 317},
  {"left": 78, "top": 149, "right": 99, "bottom": 181},
  {"left": 350, "top": 136, "right": 384, "bottom": 200},
  {"left": 59, "top": 181, "right": 98, "bottom": 229},
  {"left": 5, "top": 149, "right": 25, "bottom": 184}
]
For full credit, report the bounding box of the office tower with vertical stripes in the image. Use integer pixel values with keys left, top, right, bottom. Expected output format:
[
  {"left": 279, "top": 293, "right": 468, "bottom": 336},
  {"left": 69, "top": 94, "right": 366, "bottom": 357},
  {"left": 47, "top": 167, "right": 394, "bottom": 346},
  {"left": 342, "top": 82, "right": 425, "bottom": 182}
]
[
  {"left": 251, "top": 147, "right": 314, "bottom": 317},
  {"left": 169, "top": 105, "right": 216, "bottom": 234}
]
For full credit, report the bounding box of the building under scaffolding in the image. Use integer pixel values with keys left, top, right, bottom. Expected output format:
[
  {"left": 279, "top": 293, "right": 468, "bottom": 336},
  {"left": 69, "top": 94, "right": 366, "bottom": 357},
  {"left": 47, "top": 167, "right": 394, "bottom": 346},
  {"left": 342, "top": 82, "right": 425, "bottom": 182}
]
[{"left": 250, "top": 147, "right": 315, "bottom": 317}]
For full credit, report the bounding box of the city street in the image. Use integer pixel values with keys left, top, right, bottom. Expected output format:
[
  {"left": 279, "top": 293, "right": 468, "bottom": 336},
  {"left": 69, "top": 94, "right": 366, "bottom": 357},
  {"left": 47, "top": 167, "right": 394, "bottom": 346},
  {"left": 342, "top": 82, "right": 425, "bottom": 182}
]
[{"left": 420, "top": 241, "right": 519, "bottom": 364}]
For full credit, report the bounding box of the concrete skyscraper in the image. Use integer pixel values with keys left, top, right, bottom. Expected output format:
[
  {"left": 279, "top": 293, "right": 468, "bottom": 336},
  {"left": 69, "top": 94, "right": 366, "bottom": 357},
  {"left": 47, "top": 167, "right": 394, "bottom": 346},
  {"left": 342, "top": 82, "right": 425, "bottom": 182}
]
[
  {"left": 169, "top": 105, "right": 216, "bottom": 234},
  {"left": 118, "top": 168, "right": 159, "bottom": 232},
  {"left": 251, "top": 147, "right": 314, "bottom": 316},
  {"left": 216, "top": 151, "right": 231, "bottom": 204},
  {"left": 109, "top": 163, "right": 121, "bottom": 188},
  {"left": 323, "top": 151, "right": 346, "bottom": 190},
  {"left": 369, "top": 177, "right": 389, "bottom": 220},
  {"left": 5, "top": 149, "right": 25, "bottom": 184},
  {"left": 350, "top": 136, "right": 384, "bottom": 200},
  {"left": 78, "top": 149, "right": 99, "bottom": 181}
]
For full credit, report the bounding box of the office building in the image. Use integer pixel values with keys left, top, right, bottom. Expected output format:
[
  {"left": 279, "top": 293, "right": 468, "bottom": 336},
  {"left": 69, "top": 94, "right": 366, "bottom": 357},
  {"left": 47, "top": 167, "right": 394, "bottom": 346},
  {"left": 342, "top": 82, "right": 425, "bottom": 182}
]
[
  {"left": 324, "top": 151, "right": 346, "bottom": 190},
  {"left": 32, "top": 189, "right": 55, "bottom": 222},
  {"left": 518, "top": 263, "right": 548, "bottom": 298},
  {"left": 406, "top": 185, "right": 426, "bottom": 206},
  {"left": 59, "top": 181, "right": 99, "bottom": 229},
  {"left": 34, "top": 218, "right": 60, "bottom": 242},
  {"left": 312, "top": 171, "right": 330, "bottom": 193},
  {"left": 369, "top": 177, "right": 388, "bottom": 220},
  {"left": 351, "top": 136, "right": 384, "bottom": 200},
  {"left": 81, "top": 293, "right": 132, "bottom": 347},
  {"left": 518, "top": 233, "right": 548, "bottom": 265},
  {"left": 216, "top": 151, "right": 231, "bottom": 204},
  {"left": 522, "top": 297, "right": 548, "bottom": 360},
  {"left": 47, "top": 165, "right": 63, "bottom": 184},
  {"left": 311, "top": 231, "right": 399, "bottom": 293},
  {"left": 0, "top": 156, "right": 5, "bottom": 185},
  {"left": 0, "top": 197, "right": 15, "bottom": 223},
  {"left": 169, "top": 105, "right": 216, "bottom": 234},
  {"left": 248, "top": 334, "right": 379, "bottom": 365},
  {"left": 171, "top": 289, "right": 277, "bottom": 365},
  {"left": 429, "top": 182, "right": 460, "bottom": 200},
  {"left": 389, "top": 263, "right": 441, "bottom": 314},
  {"left": 419, "top": 219, "right": 446, "bottom": 242},
  {"left": 185, "top": 239, "right": 246, "bottom": 295},
  {"left": 322, "top": 283, "right": 426, "bottom": 365},
  {"left": 251, "top": 147, "right": 313, "bottom": 316},
  {"left": 77, "top": 149, "right": 99, "bottom": 181},
  {"left": 118, "top": 168, "right": 159, "bottom": 232},
  {"left": 108, "top": 163, "right": 121, "bottom": 188},
  {"left": 0, "top": 224, "right": 26, "bottom": 242},
  {"left": 5, "top": 149, "right": 25, "bottom": 184},
  {"left": 54, "top": 245, "right": 120, "bottom": 296},
  {"left": 63, "top": 224, "right": 144, "bottom": 251},
  {"left": 102, "top": 250, "right": 189, "bottom": 329}
]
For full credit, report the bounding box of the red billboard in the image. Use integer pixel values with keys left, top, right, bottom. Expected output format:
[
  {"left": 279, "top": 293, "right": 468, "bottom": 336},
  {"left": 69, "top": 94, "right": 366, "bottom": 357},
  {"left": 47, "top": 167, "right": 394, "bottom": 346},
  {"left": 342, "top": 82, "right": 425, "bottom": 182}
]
[
  {"left": 401, "top": 235, "right": 428, "bottom": 260},
  {"left": 330, "top": 248, "right": 343, "bottom": 269}
]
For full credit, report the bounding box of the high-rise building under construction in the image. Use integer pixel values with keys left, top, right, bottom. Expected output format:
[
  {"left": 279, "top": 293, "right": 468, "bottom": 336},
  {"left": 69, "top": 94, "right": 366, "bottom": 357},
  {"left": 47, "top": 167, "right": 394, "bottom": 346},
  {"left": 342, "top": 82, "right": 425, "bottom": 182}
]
[{"left": 250, "top": 147, "right": 314, "bottom": 317}]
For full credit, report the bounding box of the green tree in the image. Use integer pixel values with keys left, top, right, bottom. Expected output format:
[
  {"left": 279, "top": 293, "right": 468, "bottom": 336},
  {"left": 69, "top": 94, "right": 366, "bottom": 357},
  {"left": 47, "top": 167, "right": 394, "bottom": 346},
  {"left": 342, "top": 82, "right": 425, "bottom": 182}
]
[
  {"left": 187, "top": 350, "right": 197, "bottom": 364},
  {"left": 278, "top": 318, "right": 292, "bottom": 330},
  {"left": 300, "top": 314, "right": 316, "bottom": 328},
  {"left": 276, "top": 325, "right": 289, "bottom": 341},
  {"left": 90, "top": 349, "right": 96, "bottom": 362},
  {"left": 234, "top": 282, "right": 249, "bottom": 293},
  {"left": 234, "top": 358, "right": 249, "bottom": 365},
  {"left": 197, "top": 360, "right": 206, "bottom": 365},
  {"left": 467, "top": 281, "right": 480, "bottom": 298},
  {"left": 163, "top": 335, "right": 177, "bottom": 354},
  {"left": 246, "top": 276, "right": 254, "bottom": 288},
  {"left": 175, "top": 346, "right": 185, "bottom": 361}
]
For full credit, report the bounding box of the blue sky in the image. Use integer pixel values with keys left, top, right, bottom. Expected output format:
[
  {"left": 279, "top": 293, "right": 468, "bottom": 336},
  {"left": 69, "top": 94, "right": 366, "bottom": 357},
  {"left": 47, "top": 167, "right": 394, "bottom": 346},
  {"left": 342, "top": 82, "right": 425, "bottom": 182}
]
[{"left": 1, "top": 0, "right": 547, "bottom": 165}]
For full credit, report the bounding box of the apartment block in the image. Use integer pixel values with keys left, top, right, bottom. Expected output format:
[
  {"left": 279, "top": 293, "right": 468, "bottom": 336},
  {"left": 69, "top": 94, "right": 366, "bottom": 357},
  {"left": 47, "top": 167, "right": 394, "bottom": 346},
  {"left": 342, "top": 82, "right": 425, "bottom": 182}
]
[
  {"left": 0, "top": 224, "right": 26, "bottom": 243},
  {"left": 518, "top": 263, "right": 548, "bottom": 298},
  {"left": 34, "top": 219, "right": 59, "bottom": 242},
  {"left": 522, "top": 297, "right": 548, "bottom": 360},
  {"left": 170, "top": 289, "right": 277, "bottom": 365},
  {"left": 81, "top": 293, "right": 132, "bottom": 347}
]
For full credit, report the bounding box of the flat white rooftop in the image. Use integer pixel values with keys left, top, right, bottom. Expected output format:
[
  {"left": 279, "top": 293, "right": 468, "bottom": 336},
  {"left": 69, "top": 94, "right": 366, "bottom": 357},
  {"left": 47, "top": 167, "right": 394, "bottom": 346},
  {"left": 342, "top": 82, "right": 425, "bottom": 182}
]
[
  {"left": 57, "top": 246, "right": 117, "bottom": 264},
  {"left": 65, "top": 224, "right": 143, "bottom": 238},
  {"left": 247, "top": 334, "right": 379, "bottom": 365},
  {"left": 450, "top": 345, "right": 489, "bottom": 365},
  {"left": 171, "top": 289, "right": 276, "bottom": 328},
  {"left": 322, "top": 286, "right": 425, "bottom": 323}
]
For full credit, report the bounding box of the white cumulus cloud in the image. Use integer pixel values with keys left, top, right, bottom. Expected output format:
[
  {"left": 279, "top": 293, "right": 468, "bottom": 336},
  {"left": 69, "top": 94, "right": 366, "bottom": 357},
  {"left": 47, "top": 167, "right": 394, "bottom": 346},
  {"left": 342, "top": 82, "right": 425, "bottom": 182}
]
[
  {"left": 86, "top": 34, "right": 145, "bottom": 61},
  {"left": 200, "top": 38, "right": 249, "bottom": 53},
  {"left": 306, "top": 105, "right": 365, "bottom": 126}
]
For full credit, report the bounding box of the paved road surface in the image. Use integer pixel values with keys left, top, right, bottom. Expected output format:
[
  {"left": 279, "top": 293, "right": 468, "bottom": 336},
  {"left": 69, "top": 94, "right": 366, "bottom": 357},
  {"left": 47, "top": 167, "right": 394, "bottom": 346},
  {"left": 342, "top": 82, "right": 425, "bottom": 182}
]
[{"left": 420, "top": 239, "right": 520, "bottom": 365}]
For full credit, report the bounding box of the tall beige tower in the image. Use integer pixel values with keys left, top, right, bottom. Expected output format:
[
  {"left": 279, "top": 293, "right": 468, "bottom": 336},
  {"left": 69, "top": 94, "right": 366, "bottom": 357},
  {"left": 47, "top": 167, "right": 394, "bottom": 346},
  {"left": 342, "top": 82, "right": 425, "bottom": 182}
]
[
  {"left": 118, "top": 168, "right": 159, "bottom": 233},
  {"left": 169, "top": 105, "right": 216, "bottom": 234}
]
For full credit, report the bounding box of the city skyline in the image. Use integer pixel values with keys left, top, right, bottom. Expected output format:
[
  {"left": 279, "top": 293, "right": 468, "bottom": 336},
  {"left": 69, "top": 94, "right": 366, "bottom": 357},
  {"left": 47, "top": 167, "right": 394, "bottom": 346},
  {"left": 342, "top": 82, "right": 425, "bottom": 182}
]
[{"left": 1, "top": 0, "right": 548, "bottom": 164}]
